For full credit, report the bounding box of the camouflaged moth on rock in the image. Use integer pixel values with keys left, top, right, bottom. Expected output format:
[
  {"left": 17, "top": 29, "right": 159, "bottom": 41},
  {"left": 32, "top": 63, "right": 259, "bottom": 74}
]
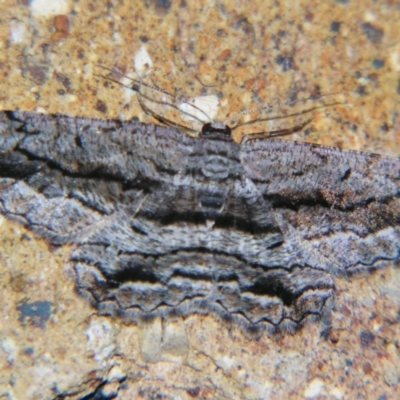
[{"left": 0, "top": 78, "right": 399, "bottom": 337}]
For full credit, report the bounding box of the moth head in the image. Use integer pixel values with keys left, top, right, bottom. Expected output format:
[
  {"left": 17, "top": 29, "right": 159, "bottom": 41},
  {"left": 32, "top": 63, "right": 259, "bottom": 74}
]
[{"left": 201, "top": 121, "right": 232, "bottom": 137}]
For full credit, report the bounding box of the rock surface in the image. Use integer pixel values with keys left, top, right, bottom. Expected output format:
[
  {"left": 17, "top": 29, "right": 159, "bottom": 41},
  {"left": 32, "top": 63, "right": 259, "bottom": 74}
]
[{"left": 0, "top": 0, "right": 399, "bottom": 399}]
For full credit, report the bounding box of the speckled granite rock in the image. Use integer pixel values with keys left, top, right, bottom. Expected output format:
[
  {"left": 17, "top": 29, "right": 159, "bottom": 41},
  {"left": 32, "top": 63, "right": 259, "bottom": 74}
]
[{"left": 0, "top": 0, "right": 399, "bottom": 399}]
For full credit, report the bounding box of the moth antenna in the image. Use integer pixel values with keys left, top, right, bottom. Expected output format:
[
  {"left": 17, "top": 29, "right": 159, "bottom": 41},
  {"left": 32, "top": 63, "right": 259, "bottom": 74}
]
[
  {"left": 134, "top": 80, "right": 215, "bottom": 125},
  {"left": 137, "top": 97, "right": 199, "bottom": 137},
  {"left": 240, "top": 115, "right": 315, "bottom": 143},
  {"left": 95, "top": 65, "right": 140, "bottom": 91},
  {"left": 136, "top": 87, "right": 212, "bottom": 127},
  {"left": 96, "top": 64, "right": 214, "bottom": 130},
  {"left": 225, "top": 91, "right": 344, "bottom": 129}
]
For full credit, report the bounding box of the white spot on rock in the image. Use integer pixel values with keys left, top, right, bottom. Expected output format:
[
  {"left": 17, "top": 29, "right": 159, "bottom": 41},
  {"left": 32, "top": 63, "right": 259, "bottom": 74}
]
[
  {"left": 215, "top": 354, "right": 235, "bottom": 370},
  {"left": 390, "top": 45, "right": 400, "bottom": 72},
  {"left": 1, "top": 338, "right": 17, "bottom": 364},
  {"left": 30, "top": 0, "right": 71, "bottom": 18},
  {"left": 329, "top": 387, "right": 344, "bottom": 399},
  {"left": 107, "top": 365, "right": 126, "bottom": 382},
  {"left": 364, "top": 11, "right": 377, "bottom": 22},
  {"left": 304, "top": 378, "right": 325, "bottom": 398},
  {"left": 85, "top": 318, "right": 116, "bottom": 363},
  {"left": 179, "top": 95, "right": 219, "bottom": 124},
  {"left": 134, "top": 46, "right": 153, "bottom": 77},
  {"left": 10, "top": 19, "right": 26, "bottom": 43}
]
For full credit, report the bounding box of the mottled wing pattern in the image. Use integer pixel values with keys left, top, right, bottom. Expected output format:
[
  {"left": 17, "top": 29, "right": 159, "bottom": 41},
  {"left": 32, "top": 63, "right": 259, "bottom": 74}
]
[
  {"left": 0, "top": 110, "right": 399, "bottom": 336},
  {"left": 0, "top": 111, "right": 193, "bottom": 242},
  {"left": 241, "top": 139, "right": 400, "bottom": 275}
]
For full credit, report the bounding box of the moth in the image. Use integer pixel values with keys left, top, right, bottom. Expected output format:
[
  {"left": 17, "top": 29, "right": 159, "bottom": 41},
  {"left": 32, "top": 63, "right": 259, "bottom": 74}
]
[{"left": 0, "top": 82, "right": 399, "bottom": 337}]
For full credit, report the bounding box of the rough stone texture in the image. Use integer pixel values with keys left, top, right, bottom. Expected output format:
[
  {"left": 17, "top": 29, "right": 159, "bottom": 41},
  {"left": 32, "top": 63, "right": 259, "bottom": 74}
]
[{"left": 0, "top": 0, "right": 399, "bottom": 399}]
